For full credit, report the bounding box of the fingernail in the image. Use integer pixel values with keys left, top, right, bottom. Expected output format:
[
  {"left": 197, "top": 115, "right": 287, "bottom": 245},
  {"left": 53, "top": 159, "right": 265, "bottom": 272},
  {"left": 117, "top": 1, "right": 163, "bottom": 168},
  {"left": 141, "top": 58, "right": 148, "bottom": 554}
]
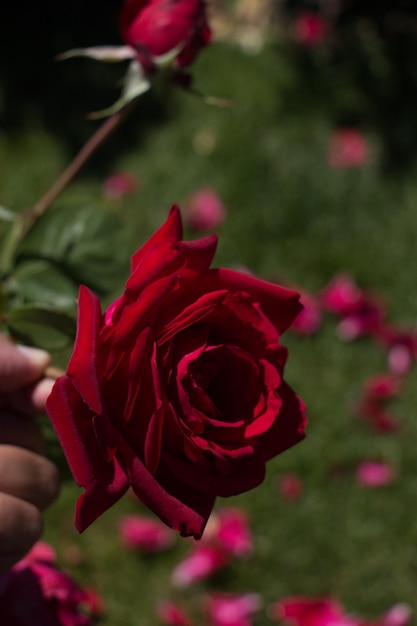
[
  {"left": 16, "top": 346, "right": 51, "bottom": 370},
  {"left": 31, "top": 378, "right": 55, "bottom": 413}
]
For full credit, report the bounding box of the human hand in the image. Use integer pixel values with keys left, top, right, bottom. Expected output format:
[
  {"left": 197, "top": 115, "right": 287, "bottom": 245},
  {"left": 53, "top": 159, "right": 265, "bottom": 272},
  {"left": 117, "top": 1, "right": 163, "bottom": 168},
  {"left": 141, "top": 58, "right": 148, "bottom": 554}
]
[{"left": 0, "top": 334, "right": 60, "bottom": 573}]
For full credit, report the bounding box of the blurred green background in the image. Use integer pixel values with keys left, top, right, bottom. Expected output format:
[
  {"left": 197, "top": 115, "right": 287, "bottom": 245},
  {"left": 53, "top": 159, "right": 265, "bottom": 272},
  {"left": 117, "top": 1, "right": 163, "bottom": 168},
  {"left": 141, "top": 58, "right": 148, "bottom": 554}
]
[{"left": 1, "top": 1, "right": 417, "bottom": 624}]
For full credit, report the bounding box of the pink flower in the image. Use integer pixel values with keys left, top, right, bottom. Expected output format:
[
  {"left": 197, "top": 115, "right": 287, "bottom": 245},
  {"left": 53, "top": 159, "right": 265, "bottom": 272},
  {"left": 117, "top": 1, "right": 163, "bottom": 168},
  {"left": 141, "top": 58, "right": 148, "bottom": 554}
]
[
  {"left": 337, "top": 308, "right": 383, "bottom": 341},
  {"left": 356, "top": 460, "right": 396, "bottom": 487},
  {"left": 212, "top": 507, "right": 253, "bottom": 558},
  {"left": 290, "top": 290, "right": 322, "bottom": 335},
  {"left": 157, "top": 600, "right": 194, "bottom": 626},
  {"left": 388, "top": 345, "right": 414, "bottom": 376},
  {"left": 103, "top": 172, "right": 139, "bottom": 199},
  {"left": 0, "top": 541, "right": 102, "bottom": 625},
  {"left": 327, "top": 129, "right": 369, "bottom": 169},
  {"left": 25, "top": 541, "right": 57, "bottom": 564},
  {"left": 362, "top": 373, "right": 402, "bottom": 401},
  {"left": 293, "top": 12, "right": 330, "bottom": 47},
  {"left": 270, "top": 597, "right": 358, "bottom": 626},
  {"left": 183, "top": 188, "right": 226, "bottom": 232},
  {"left": 82, "top": 588, "right": 105, "bottom": 618},
  {"left": 360, "top": 408, "right": 400, "bottom": 434},
  {"left": 207, "top": 592, "right": 262, "bottom": 626},
  {"left": 321, "top": 275, "right": 385, "bottom": 340},
  {"left": 321, "top": 275, "right": 363, "bottom": 316},
  {"left": 382, "top": 604, "right": 412, "bottom": 626},
  {"left": 171, "top": 544, "right": 229, "bottom": 588},
  {"left": 119, "top": 514, "right": 176, "bottom": 553},
  {"left": 355, "top": 373, "right": 402, "bottom": 434},
  {"left": 376, "top": 325, "right": 417, "bottom": 375},
  {"left": 278, "top": 473, "right": 303, "bottom": 501}
]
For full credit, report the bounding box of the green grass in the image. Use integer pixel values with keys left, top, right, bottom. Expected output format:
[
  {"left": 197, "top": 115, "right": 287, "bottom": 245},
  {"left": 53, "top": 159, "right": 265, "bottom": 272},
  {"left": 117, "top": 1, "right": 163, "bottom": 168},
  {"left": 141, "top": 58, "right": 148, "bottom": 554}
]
[{"left": 2, "top": 41, "right": 417, "bottom": 625}]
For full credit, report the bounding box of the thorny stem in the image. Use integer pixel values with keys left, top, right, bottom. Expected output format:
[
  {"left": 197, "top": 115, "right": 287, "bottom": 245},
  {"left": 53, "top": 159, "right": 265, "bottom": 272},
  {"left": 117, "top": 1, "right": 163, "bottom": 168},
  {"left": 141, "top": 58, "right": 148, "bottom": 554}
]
[{"left": 19, "top": 102, "right": 136, "bottom": 242}]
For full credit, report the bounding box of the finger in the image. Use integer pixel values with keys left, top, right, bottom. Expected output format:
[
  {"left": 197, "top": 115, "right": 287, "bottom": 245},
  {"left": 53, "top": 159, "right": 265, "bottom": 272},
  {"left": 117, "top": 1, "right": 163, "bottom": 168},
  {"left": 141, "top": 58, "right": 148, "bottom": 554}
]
[
  {"left": 0, "top": 335, "right": 50, "bottom": 392},
  {"left": 0, "top": 445, "right": 60, "bottom": 511},
  {"left": 4, "top": 378, "right": 55, "bottom": 417},
  {"left": 0, "top": 410, "right": 45, "bottom": 454},
  {"left": 0, "top": 493, "right": 43, "bottom": 573},
  {"left": 31, "top": 378, "right": 55, "bottom": 413}
]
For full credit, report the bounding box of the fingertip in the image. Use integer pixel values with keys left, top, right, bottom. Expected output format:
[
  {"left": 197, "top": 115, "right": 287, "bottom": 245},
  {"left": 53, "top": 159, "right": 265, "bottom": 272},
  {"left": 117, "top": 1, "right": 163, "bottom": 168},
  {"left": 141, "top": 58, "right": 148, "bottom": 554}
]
[
  {"left": 30, "top": 378, "right": 55, "bottom": 414},
  {"left": 0, "top": 446, "right": 61, "bottom": 511},
  {"left": 16, "top": 346, "right": 51, "bottom": 373},
  {"left": 0, "top": 336, "right": 51, "bottom": 391},
  {"left": 40, "top": 459, "right": 61, "bottom": 511}
]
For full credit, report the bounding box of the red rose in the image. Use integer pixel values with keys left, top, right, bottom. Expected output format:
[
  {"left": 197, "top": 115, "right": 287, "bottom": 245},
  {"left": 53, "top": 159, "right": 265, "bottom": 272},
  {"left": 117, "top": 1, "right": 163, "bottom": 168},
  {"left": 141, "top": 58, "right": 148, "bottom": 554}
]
[
  {"left": 46, "top": 207, "right": 307, "bottom": 538},
  {"left": 119, "top": 0, "right": 211, "bottom": 72}
]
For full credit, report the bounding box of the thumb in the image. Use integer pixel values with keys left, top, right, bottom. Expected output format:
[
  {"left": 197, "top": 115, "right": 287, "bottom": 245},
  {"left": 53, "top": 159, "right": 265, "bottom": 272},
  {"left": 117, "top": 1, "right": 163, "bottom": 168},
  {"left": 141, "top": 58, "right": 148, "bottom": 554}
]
[{"left": 0, "top": 334, "right": 50, "bottom": 392}]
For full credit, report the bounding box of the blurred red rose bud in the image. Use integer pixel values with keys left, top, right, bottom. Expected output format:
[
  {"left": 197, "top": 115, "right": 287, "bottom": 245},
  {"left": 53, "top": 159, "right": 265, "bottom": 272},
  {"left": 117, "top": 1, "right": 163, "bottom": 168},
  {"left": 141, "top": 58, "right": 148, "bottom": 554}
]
[
  {"left": 119, "top": 0, "right": 211, "bottom": 73},
  {"left": 327, "top": 128, "right": 369, "bottom": 169},
  {"left": 103, "top": 171, "right": 139, "bottom": 199},
  {"left": 293, "top": 12, "right": 330, "bottom": 47}
]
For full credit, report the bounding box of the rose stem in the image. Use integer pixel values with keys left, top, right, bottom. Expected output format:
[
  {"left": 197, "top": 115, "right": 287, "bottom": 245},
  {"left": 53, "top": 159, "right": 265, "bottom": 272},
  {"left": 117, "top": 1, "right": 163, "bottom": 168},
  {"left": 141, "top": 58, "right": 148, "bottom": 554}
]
[
  {"left": 45, "top": 366, "right": 66, "bottom": 380},
  {"left": 20, "top": 102, "right": 136, "bottom": 241}
]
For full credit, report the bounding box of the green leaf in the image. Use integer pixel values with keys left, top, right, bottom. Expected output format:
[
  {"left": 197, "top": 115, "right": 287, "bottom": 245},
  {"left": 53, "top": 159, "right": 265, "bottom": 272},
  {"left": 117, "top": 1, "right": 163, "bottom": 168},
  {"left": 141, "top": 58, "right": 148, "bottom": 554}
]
[
  {"left": 0, "top": 205, "right": 17, "bottom": 223},
  {"left": 7, "top": 305, "right": 76, "bottom": 350},
  {"left": 17, "top": 203, "right": 130, "bottom": 295},
  {"left": 153, "top": 43, "right": 185, "bottom": 69},
  {"left": 0, "top": 220, "right": 24, "bottom": 276},
  {"left": 88, "top": 60, "right": 150, "bottom": 119},
  {"left": 9, "top": 260, "right": 78, "bottom": 310}
]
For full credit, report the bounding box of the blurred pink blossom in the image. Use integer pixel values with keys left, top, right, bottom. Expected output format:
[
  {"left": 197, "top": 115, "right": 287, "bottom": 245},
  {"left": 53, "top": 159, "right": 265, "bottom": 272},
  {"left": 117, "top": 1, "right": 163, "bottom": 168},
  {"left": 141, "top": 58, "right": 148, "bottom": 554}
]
[
  {"left": 321, "top": 274, "right": 363, "bottom": 316},
  {"left": 377, "top": 325, "right": 417, "bottom": 375},
  {"left": 291, "top": 290, "right": 322, "bottom": 335},
  {"left": 356, "top": 460, "right": 396, "bottom": 487},
  {"left": 213, "top": 508, "right": 254, "bottom": 558},
  {"left": 171, "top": 544, "right": 229, "bottom": 588},
  {"left": 362, "top": 373, "right": 402, "bottom": 401},
  {"left": 82, "top": 588, "right": 105, "bottom": 619},
  {"left": 26, "top": 540, "right": 57, "bottom": 563},
  {"left": 327, "top": 129, "right": 369, "bottom": 169},
  {"left": 207, "top": 592, "right": 262, "bottom": 626},
  {"left": 355, "top": 373, "right": 402, "bottom": 434},
  {"left": 103, "top": 171, "right": 139, "bottom": 199},
  {"left": 382, "top": 604, "right": 412, "bottom": 626},
  {"left": 337, "top": 309, "right": 383, "bottom": 341},
  {"left": 270, "top": 597, "right": 358, "bottom": 626},
  {"left": 157, "top": 600, "right": 194, "bottom": 626},
  {"left": 360, "top": 408, "right": 400, "bottom": 434},
  {"left": 119, "top": 514, "right": 176, "bottom": 553},
  {"left": 388, "top": 345, "right": 413, "bottom": 376},
  {"left": 278, "top": 473, "right": 304, "bottom": 501},
  {"left": 293, "top": 12, "right": 330, "bottom": 47},
  {"left": 321, "top": 274, "right": 385, "bottom": 340},
  {"left": 271, "top": 596, "right": 407, "bottom": 626},
  {"left": 0, "top": 541, "right": 102, "bottom": 625},
  {"left": 183, "top": 188, "right": 226, "bottom": 231}
]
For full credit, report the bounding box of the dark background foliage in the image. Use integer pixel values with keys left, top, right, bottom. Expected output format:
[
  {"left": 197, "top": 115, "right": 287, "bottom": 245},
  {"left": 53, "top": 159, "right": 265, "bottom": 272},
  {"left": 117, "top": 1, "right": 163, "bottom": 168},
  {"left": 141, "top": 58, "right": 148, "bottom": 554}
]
[
  {"left": 0, "top": 0, "right": 170, "bottom": 171},
  {"left": 279, "top": 0, "right": 417, "bottom": 172}
]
